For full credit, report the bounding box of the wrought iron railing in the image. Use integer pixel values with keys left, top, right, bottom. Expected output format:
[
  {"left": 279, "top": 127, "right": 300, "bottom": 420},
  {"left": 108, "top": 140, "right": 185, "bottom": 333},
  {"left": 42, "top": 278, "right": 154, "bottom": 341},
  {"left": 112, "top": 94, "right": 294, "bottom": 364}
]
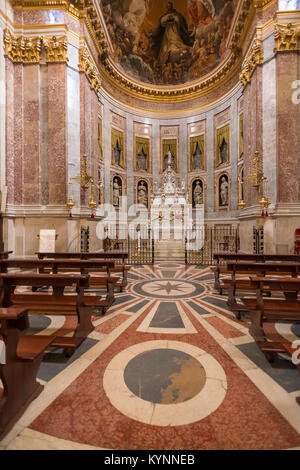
[
  {"left": 104, "top": 228, "right": 154, "bottom": 265},
  {"left": 185, "top": 226, "right": 239, "bottom": 265}
]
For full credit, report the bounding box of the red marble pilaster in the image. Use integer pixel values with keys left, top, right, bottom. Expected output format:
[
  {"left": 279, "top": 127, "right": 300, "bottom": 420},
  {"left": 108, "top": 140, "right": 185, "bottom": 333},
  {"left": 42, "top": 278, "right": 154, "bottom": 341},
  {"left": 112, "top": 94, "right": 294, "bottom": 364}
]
[
  {"left": 47, "top": 62, "right": 67, "bottom": 205},
  {"left": 276, "top": 52, "right": 299, "bottom": 203},
  {"left": 23, "top": 64, "right": 40, "bottom": 204}
]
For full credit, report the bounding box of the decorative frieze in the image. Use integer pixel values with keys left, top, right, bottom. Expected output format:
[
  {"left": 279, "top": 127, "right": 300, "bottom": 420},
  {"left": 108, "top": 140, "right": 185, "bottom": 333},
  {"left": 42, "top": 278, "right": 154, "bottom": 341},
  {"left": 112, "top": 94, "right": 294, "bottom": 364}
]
[
  {"left": 274, "top": 23, "right": 299, "bottom": 54},
  {"left": 78, "top": 46, "right": 101, "bottom": 93},
  {"left": 43, "top": 35, "right": 68, "bottom": 63},
  {"left": 239, "top": 38, "right": 263, "bottom": 87},
  {"left": 3, "top": 28, "right": 41, "bottom": 63}
]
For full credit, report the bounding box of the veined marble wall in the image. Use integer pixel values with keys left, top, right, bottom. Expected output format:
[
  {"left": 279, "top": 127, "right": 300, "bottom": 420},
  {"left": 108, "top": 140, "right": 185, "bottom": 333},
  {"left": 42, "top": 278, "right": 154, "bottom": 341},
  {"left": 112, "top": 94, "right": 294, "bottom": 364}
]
[{"left": 0, "top": 1, "right": 299, "bottom": 256}]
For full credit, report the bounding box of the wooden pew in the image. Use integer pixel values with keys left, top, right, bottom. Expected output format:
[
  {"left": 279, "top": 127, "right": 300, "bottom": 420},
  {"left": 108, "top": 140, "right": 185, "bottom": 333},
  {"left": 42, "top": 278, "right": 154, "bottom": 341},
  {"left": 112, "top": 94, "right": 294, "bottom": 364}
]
[
  {"left": 212, "top": 253, "right": 300, "bottom": 294},
  {"left": 36, "top": 251, "right": 130, "bottom": 292},
  {"left": 222, "top": 262, "right": 300, "bottom": 318},
  {"left": 0, "top": 306, "right": 55, "bottom": 439},
  {"left": 0, "top": 273, "right": 102, "bottom": 355},
  {"left": 240, "top": 277, "right": 300, "bottom": 362},
  {"left": 0, "top": 258, "right": 118, "bottom": 313}
]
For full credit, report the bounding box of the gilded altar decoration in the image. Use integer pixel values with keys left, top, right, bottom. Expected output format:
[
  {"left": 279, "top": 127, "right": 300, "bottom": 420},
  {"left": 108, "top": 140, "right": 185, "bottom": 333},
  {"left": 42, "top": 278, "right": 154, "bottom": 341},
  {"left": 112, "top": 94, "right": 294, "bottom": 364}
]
[
  {"left": 43, "top": 35, "right": 68, "bottom": 62},
  {"left": 274, "top": 23, "right": 298, "bottom": 54},
  {"left": 216, "top": 125, "right": 230, "bottom": 167},
  {"left": 135, "top": 137, "right": 150, "bottom": 172},
  {"left": 3, "top": 28, "right": 41, "bottom": 63},
  {"left": 111, "top": 128, "right": 125, "bottom": 168},
  {"left": 239, "top": 38, "right": 263, "bottom": 87},
  {"left": 162, "top": 139, "right": 177, "bottom": 173},
  {"left": 190, "top": 135, "right": 205, "bottom": 171},
  {"left": 78, "top": 46, "right": 101, "bottom": 93}
]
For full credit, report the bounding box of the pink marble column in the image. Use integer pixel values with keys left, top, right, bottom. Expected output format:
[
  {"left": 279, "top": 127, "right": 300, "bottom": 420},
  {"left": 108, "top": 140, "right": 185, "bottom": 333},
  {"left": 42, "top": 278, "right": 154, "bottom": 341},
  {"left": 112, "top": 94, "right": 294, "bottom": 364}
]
[
  {"left": 47, "top": 62, "right": 67, "bottom": 205},
  {"left": 276, "top": 52, "right": 299, "bottom": 203},
  {"left": 23, "top": 64, "right": 40, "bottom": 204},
  {"left": 5, "top": 58, "right": 17, "bottom": 205}
]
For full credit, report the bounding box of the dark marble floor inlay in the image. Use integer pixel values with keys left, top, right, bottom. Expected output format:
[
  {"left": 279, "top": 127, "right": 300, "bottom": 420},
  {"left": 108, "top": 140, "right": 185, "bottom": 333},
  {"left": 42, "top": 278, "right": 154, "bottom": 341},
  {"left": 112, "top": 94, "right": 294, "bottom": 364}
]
[
  {"left": 291, "top": 324, "right": 300, "bottom": 338},
  {"left": 23, "top": 315, "right": 51, "bottom": 335},
  {"left": 124, "top": 349, "right": 206, "bottom": 404},
  {"left": 149, "top": 302, "right": 184, "bottom": 328},
  {"left": 187, "top": 301, "right": 210, "bottom": 316},
  {"left": 203, "top": 296, "right": 231, "bottom": 311},
  {"left": 132, "top": 278, "right": 204, "bottom": 299},
  {"left": 127, "top": 299, "right": 149, "bottom": 313}
]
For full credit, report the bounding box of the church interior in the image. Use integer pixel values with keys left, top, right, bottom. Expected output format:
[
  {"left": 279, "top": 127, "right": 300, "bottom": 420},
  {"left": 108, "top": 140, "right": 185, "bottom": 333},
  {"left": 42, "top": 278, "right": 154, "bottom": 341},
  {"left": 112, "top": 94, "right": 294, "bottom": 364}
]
[{"left": 0, "top": 0, "right": 300, "bottom": 451}]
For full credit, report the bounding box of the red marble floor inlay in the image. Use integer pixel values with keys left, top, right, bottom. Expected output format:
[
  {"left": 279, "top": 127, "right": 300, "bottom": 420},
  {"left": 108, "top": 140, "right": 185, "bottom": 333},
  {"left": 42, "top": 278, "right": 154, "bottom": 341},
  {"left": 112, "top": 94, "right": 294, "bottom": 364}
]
[
  {"left": 94, "top": 314, "right": 129, "bottom": 334},
  {"left": 205, "top": 316, "right": 245, "bottom": 339},
  {"left": 29, "top": 302, "right": 300, "bottom": 450}
]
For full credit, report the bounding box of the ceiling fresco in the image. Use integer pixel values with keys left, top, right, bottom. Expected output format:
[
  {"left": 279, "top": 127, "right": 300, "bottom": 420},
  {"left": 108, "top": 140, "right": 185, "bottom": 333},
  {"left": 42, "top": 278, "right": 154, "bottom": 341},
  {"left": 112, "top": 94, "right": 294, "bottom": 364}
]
[{"left": 100, "top": 0, "right": 238, "bottom": 86}]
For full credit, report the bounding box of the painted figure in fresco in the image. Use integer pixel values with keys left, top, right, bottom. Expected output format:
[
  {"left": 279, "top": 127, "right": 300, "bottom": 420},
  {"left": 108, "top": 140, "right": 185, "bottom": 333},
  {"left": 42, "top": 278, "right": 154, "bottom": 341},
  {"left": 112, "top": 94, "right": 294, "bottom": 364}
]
[
  {"left": 193, "top": 180, "right": 203, "bottom": 206},
  {"left": 113, "top": 177, "right": 121, "bottom": 206},
  {"left": 137, "top": 181, "right": 148, "bottom": 207},
  {"left": 187, "top": 0, "right": 214, "bottom": 29},
  {"left": 150, "top": 2, "right": 194, "bottom": 67},
  {"left": 220, "top": 176, "right": 228, "bottom": 206}
]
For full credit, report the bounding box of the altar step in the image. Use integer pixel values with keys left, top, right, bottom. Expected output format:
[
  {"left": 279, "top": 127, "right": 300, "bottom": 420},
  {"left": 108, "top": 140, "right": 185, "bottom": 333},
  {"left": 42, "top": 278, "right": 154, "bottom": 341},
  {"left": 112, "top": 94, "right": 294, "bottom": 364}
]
[{"left": 154, "top": 240, "right": 185, "bottom": 262}]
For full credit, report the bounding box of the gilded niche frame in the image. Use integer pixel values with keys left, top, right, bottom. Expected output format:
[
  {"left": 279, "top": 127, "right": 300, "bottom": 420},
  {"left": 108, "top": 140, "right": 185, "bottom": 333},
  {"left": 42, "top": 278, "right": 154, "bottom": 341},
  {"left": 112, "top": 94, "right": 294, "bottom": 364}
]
[
  {"left": 98, "top": 117, "right": 103, "bottom": 161},
  {"left": 216, "top": 124, "right": 230, "bottom": 167},
  {"left": 239, "top": 114, "right": 244, "bottom": 159},
  {"left": 135, "top": 136, "right": 150, "bottom": 172},
  {"left": 189, "top": 135, "right": 205, "bottom": 172},
  {"left": 136, "top": 178, "right": 152, "bottom": 209},
  {"left": 111, "top": 173, "right": 126, "bottom": 209},
  {"left": 111, "top": 128, "right": 125, "bottom": 168},
  {"left": 161, "top": 139, "right": 178, "bottom": 173},
  {"left": 189, "top": 176, "right": 206, "bottom": 211}
]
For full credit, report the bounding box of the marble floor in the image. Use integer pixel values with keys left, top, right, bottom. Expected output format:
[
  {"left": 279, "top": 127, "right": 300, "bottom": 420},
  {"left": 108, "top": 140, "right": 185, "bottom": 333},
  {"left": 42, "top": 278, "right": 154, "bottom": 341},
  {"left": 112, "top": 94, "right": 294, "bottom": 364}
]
[{"left": 1, "top": 262, "right": 300, "bottom": 450}]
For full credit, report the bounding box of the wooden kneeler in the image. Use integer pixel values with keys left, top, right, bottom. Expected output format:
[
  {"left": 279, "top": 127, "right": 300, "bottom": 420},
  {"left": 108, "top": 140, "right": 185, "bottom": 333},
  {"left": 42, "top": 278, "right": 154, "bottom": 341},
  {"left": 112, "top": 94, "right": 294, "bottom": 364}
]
[{"left": 0, "top": 307, "right": 55, "bottom": 439}]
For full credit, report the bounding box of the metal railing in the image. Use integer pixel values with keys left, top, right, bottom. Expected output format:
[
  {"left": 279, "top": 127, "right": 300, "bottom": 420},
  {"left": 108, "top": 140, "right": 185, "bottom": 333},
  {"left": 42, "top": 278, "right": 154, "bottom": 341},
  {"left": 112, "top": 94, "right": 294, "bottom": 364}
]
[{"left": 185, "top": 226, "right": 239, "bottom": 265}]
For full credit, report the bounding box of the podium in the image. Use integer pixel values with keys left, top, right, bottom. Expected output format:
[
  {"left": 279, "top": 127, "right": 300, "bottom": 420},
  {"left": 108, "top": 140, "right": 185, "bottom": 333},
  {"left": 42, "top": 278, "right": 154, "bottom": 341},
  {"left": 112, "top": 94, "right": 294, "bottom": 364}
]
[{"left": 37, "top": 229, "right": 58, "bottom": 253}]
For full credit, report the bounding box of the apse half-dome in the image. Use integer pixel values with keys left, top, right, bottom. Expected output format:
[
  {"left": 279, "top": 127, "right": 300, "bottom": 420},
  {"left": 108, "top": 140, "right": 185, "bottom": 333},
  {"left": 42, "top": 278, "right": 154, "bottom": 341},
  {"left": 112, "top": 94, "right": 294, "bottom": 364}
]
[{"left": 101, "top": 0, "right": 237, "bottom": 87}]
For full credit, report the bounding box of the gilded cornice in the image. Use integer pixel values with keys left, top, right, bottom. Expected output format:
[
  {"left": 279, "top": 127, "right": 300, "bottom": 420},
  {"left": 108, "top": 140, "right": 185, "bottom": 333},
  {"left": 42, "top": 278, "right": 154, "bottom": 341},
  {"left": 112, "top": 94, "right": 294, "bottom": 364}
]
[
  {"left": 254, "top": 0, "right": 276, "bottom": 11},
  {"left": 3, "top": 27, "right": 41, "bottom": 62},
  {"left": 43, "top": 35, "right": 68, "bottom": 62},
  {"left": 239, "top": 37, "right": 263, "bottom": 87},
  {"left": 273, "top": 22, "right": 299, "bottom": 53},
  {"left": 78, "top": 46, "right": 101, "bottom": 93}
]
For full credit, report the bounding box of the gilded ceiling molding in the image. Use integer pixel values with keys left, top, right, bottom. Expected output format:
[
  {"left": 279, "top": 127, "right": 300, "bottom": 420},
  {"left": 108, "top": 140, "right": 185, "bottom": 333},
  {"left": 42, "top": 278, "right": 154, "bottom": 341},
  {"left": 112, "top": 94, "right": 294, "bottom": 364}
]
[
  {"left": 239, "top": 38, "right": 263, "bottom": 87},
  {"left": 274, "top": 23, "right": 299, "bottom": 54},
  {"left": 3, "top": 28, "right": 41, "bottom": 62},
  {"left": 43, "top": 35, "right": 68, "bottom": 62},
  {"left": 254, "top": 0, "right": 276, "bottom": 11},
  {"left": 78, "top": 46, "right": 101, "bottom": 93}
]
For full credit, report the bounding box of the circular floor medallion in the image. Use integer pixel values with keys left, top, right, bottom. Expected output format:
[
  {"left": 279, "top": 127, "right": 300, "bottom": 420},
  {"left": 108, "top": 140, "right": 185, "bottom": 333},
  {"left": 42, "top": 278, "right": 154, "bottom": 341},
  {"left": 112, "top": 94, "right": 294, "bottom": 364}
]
[
  {"left": 124, "top": 348, "right": 206, "bottom": 404},
  {"left": 132, "top": 278, "right": 204, "bottom": 299},
  {"left": 103, "top": 340, "right": 227, "bottom": 427}
]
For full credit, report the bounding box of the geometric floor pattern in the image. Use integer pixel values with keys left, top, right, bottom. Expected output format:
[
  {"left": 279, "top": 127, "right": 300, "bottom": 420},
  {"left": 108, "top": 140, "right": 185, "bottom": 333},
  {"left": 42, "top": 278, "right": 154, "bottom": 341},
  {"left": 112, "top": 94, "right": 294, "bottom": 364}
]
[{"left": 1, "top": 262, "right": 300, "bottom": 450}]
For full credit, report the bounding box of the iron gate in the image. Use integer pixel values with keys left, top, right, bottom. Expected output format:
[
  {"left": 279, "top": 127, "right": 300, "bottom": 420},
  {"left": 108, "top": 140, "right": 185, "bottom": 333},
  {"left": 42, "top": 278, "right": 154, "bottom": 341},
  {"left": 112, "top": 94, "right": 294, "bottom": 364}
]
[
  {"left": 185, "top": 226, "right": 239, "bottom": 265},
  {"left": 104, "top": 228, "right": 154, "bottom": 265}
]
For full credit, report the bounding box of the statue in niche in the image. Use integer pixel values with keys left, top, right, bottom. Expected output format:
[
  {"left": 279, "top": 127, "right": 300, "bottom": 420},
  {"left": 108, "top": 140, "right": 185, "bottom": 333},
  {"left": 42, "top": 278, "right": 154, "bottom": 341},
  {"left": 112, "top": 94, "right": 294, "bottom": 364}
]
[
  {"left": 164, "top": 149, "right": 175, "bottom": 171},
  {"left": 193, "top": 143, "right": 202, "bottom": 170},
  {"left": 193, "top": 179, "right": 203, "bottom": 207},
  {"left": 219, "top": 175, "right": 229, "bottom": 207},
  {"left": 113, "top": 177, "right": 122, "bottom": 207},
  {"left": 220, "top": 138, "right": 228, "bottom": 164},
  {"left": 113, "top": 140, "right": 121, "bottom": 166},
  {"left": 137, "top": 181, "right": 148, "bottom": 207},
  {"left": 137, "top": 148, "right": 147, "bottom": 171}
]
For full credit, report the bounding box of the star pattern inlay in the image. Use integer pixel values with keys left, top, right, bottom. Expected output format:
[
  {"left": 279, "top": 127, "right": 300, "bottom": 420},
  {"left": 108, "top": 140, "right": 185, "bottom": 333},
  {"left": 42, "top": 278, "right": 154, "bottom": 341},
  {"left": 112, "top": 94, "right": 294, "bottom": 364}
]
[{"left": 149, "top": 282, "right": 188, "bottom": 295}]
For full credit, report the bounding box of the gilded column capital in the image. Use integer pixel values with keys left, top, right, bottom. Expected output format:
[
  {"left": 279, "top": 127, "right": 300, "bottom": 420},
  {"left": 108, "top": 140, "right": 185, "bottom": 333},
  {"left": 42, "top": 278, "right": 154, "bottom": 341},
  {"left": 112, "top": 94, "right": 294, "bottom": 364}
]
[
  {"left": 274, "top": 23, "right": 299, "bottom": 54},
  {"left": 78, "top": 46, "right": 101, "bottom": 93},
  {"left": 43, "top": 35, "right": 69, "bottom": 62},
  {"left": 239, "top": 38, "right": 263, "bottom": 88},
  {"left": 3, "top": 28, "right": 41, "bottom": 63}
]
